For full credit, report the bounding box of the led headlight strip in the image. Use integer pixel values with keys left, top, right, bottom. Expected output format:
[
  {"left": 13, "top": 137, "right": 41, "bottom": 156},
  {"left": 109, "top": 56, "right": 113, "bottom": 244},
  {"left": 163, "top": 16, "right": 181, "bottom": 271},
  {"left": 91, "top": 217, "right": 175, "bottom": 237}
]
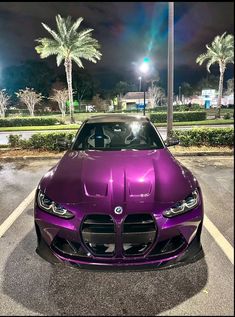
[
  {"left": 37, "top": 190, "right": 74, "bottom": 219},
  {"left": 163, "top": 189, "right": 199, "bottom": 218}
]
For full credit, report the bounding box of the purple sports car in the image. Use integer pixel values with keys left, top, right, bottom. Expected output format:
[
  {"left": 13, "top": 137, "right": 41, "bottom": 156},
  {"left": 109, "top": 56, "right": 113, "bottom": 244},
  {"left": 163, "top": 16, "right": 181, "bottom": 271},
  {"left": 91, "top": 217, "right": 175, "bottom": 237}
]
[{"left": 34, "top": 114, "right": 204, "bottom": 269}]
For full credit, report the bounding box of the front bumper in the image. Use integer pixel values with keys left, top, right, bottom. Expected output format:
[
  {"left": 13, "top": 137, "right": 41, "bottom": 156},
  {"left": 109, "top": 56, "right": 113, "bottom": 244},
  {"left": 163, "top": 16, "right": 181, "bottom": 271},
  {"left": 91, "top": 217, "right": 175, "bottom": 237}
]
[{"left": 34, "top": 202, "right": 204, "bottom": 269}]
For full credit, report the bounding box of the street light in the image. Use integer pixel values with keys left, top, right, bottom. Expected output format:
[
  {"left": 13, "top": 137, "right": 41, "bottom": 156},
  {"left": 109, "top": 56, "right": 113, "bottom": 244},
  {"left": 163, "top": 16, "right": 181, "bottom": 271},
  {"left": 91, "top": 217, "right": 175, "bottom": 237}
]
[
  {"left": 138, "top": 76, "right": 142, "bottom": 92},
  {"left": 179, "top": 85, "right": 181, "bottom": 103},
  {"left": 167, "top": 2, "right": 174, "bottom": 139},
  {"left": 139, "top": 58, "right": 150, "bottom": 116}
]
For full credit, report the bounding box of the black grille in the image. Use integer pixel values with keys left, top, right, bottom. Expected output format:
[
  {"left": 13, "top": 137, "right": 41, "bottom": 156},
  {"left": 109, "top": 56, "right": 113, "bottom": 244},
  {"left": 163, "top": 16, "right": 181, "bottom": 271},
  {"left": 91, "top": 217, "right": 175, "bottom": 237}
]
[
  {"left": 52, "top": 214, "right": 185, "bottom": 261},
  {"left": 51, "top": 236, "right": 88, "bottom": 258},
  {"left": 122, "top": 214, "right": 156, "bottom": 256},
  {"left": 81, "top": 215, "right": 115, "bottom": 256},
  {"left": 149, "top": 235, "right": 186, "bottom": 257}
]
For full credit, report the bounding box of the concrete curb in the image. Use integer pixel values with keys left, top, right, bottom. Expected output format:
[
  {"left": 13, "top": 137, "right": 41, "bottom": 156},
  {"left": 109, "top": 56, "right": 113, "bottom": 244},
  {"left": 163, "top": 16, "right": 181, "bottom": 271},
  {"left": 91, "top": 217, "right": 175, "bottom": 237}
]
[
  {"left": 172, "top": 152, "right": 233, "bottom": 157},
  {"left": 0, "top": 151, "right": 233, "bottom": 161},
  {"left": 0, "top": 155, "right": 63, "bottom": 161}
]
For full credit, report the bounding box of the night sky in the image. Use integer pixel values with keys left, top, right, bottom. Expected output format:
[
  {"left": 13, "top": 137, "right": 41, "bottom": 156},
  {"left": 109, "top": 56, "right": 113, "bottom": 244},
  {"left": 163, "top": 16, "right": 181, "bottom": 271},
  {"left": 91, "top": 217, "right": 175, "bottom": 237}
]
[{"left": 0, "top": 2, "right": 234, "bottom": 91}]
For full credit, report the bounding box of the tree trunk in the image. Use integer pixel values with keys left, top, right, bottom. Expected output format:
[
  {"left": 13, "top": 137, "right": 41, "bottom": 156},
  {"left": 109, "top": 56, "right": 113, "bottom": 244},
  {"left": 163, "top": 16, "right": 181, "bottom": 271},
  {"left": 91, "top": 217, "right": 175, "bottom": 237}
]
[
  {"left": 58, "top": 102, "right": 65, "bottom": 119},
  {"left": 1, "top": 109, "right": 5, "bottom": 118},
  {"left": 217, "top": 63, "right": 225, "bottom": 119},
  {"left": 29, "top": 105, "right": 34, "bottom": 117},
  {"left": 65, "top": 58, "right": 75, "bottom": 123}
]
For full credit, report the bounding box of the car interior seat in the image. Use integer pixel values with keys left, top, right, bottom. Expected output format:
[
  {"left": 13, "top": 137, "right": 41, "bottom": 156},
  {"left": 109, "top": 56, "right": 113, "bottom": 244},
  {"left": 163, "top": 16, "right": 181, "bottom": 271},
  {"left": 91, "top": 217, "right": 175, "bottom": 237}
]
[
  {"left": 125, "top": 126, "right": 147, "bottom": 145},
  {"left": 88, "top": 126, "right": 111, "bottom": 148}
]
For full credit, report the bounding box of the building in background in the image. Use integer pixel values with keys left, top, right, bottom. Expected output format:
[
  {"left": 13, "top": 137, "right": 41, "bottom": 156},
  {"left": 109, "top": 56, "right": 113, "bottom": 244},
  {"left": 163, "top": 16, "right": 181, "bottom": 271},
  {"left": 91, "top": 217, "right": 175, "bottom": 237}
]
[
  {"left": 223, "top": 93, "right": 234, "bottom": 106},
  {"left": 120, "top": 92, "right": 150, "bottom": 111},
  {"left": 200, "top": 89, "right": 234, "bottom": 108},
  {"left": 201, "top": 89, "right": 217, "bottom": 108}
]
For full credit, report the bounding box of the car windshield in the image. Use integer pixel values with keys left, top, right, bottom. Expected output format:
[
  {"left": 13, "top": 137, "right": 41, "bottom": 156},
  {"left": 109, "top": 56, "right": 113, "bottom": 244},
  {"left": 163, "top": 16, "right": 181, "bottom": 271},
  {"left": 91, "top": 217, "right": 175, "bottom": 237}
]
[{"left": 72, "top": 121, "right": 164, "bottom": 151}]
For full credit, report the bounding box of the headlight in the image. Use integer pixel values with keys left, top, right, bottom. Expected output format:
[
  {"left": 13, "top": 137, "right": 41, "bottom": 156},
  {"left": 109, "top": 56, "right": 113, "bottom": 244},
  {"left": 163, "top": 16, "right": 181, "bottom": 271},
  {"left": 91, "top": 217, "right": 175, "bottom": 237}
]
[
  {"left": 163, "top": 189, "right": 199, "bottom": 218},
  {"left": 37, "top": 190, "right": 74, "bottom": 219}
]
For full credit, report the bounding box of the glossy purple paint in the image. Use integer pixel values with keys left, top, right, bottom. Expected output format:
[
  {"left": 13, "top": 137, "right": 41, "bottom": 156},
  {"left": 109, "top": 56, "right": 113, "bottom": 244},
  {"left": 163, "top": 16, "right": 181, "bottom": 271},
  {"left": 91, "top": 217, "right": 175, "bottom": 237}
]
[{"left": 35, "top": 147, "right": 204, "bottom": 268}]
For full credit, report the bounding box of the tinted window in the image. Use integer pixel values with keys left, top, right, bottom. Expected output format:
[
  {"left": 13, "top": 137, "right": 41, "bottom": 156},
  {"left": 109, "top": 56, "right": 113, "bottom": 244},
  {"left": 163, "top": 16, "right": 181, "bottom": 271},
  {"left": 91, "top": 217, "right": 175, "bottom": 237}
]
[{"left": 72, "top": 121, "right": 164, "bottom": 151}]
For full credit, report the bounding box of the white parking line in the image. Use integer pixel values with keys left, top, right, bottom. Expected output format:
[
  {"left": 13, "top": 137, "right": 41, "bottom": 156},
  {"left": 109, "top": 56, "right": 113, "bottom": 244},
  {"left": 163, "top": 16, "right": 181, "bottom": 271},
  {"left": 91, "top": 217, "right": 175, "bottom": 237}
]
[
  {"left": 0, "top": 188, "right": 234, "bottom": 266},
  {"left": 204, "top": 214, "right": 234, "bottom": 265},
  {"left": 0, "top": 188, "right": 36, "bottom": 238}
]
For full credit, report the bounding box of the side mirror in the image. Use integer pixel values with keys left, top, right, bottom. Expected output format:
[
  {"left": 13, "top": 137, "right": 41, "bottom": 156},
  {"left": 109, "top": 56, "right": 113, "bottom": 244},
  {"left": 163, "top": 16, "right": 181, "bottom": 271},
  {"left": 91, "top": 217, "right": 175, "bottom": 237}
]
[
  {"left": 164, "top": 138, "right": 180, "bottom": 147},
  {"left": 56, "top": 138, "right": 72, "bottom": 151}
]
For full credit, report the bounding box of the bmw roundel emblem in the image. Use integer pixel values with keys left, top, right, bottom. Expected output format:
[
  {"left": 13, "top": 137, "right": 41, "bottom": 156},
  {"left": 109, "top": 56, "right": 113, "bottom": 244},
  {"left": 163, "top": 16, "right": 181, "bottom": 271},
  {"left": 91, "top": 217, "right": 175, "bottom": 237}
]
[{"left": 114, "top": 206, "right": 123, "bottom": 214}]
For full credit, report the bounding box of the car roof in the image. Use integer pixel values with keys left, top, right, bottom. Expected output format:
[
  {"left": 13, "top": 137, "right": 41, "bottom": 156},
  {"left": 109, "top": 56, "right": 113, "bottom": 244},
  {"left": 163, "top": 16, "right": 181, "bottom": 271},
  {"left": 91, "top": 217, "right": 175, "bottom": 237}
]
[{"left": 86, "top": 114, "right": 150, "bottom": 123}]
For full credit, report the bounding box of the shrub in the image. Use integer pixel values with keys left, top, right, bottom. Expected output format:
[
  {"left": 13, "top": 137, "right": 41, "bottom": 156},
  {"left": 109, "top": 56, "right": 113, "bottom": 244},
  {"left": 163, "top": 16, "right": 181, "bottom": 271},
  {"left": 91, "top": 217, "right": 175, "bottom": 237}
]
[
  {"left": 8, "top": 132, "right": 76, "bottom": 151},
  {"left": 176, "top": 105, "right": 188, "bottom": 112},
  {"left": 8, "top": 135, "right": 23, "bottom": 147},
  {"left": 149, "top": 106, "right": 168, "bottom": 112},
  {"left": 0, "top": 116, "right": 63, "bottom": 127},
  {"left": 5, "top": 109, "right": 30, "bottom": 117},
  {"left": 5, "top": 109, "right": 63, "bottom": 117},
  {"left": 172, "top": 128, "right": 234, "bottom": 147},
  {"left": 150, "top": 111, "right": 207, "bottom": 123},
  {"left": 8, "top": 128, "right": 233, "bottom": 150},
  {"left": 189, "top": 104, "right": 202, "bottom": 111},
  {"left": 224, "top": 112, "right": 231, "bottom": 119},
  {"left": 149, "top": 104, "right": 202, "bottom": 112},
  {"left": 175, "top": 104, "right": 202, "bottom": 111}
]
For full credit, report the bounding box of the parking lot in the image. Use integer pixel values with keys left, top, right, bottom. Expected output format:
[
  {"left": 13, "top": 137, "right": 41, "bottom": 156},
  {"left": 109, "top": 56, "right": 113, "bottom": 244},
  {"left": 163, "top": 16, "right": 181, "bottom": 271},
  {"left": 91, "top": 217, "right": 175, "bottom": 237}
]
[{"left": 0, "top": 156, "right": 234, "bottom": 316}]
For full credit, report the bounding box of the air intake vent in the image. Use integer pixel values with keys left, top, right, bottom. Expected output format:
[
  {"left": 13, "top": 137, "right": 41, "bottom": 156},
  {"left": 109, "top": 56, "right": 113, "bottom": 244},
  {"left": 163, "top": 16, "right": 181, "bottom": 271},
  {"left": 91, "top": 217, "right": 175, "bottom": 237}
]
[
  {"left": 51, "top": 236, "right": 88, "bottom": 258},
  {"left": 149, "top": 235, "right": 186, "bottom": 257}
]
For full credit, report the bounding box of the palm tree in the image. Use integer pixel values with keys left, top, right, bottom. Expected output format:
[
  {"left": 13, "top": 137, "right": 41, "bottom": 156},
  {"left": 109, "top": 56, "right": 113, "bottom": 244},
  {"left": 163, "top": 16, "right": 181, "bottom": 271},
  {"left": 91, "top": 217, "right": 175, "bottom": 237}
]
[
  {"left": 35, "top": 14, "right": 102, "bottom": 123},
  {"left": 196, "top": 32, "right": 234, "bottom": 118}
]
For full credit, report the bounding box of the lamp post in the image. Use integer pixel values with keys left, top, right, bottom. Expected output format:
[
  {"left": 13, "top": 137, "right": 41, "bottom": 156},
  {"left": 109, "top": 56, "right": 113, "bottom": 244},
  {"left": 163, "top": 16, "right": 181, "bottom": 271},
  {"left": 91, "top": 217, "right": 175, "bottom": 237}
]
[
  {"left": 143, "top": 85, "right": 146, "bottom": 116},
  {"left": 167, "top": 2, "right": 174, "bottom": 139},
  {"left": 139, "top": 58, "right": 150, "bottom": 116},
  {"left": 179, "top": 85, "right": 181, "bottom": 103},
  {"left": 138, "top": 76, "right": 142, "bottom": 92}
]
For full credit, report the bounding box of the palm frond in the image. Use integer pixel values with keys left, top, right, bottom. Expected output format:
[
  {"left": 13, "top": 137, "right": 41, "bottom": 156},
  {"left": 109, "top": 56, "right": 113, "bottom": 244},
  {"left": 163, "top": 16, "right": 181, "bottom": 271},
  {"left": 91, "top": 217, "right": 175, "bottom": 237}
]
[
  {"left": 70, "top": 55, "right": 84, "bottom": 68},
  {"left": 56, "top": 54, "right": 64, "bottom": 66},
  {"left": 206, "top": 56, "right": 217, "bottom": 73},
  {"left": 35, "top": 14, "right": 102, "bottom": 69},
  {"left": 41, "top": 23, "right": 61, "bottom": 43},
  {"left": 77, "top": 28, "right": 93, "bottom": 39},
  {"left": 196, "top": 53, "right": 210, "bottom": 65},
  {"left": 196, "top": 32, "right": 234, "bottom": 72},
  {"left": 55, "top": 14, "right": 67, "bottom": 40},
  {"left": 68, "top": 17, "right": 84, "bottom": 36},
  {"left": 35, "top": 38, "right": 61, "bottom": 58}
]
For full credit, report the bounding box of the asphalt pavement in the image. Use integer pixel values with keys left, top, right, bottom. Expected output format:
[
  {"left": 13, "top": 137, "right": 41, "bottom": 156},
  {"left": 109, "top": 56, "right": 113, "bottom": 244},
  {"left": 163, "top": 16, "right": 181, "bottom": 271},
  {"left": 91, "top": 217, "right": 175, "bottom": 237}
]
[{"left": 0, "top": 157, "right": 234, "bottom": 316}]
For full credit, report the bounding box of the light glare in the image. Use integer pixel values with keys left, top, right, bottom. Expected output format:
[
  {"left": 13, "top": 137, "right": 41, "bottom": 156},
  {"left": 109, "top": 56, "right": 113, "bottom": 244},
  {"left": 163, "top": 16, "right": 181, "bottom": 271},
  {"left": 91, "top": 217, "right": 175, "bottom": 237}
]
[{"left": 139, "top": 62, "right": 149, "bottom": 74}]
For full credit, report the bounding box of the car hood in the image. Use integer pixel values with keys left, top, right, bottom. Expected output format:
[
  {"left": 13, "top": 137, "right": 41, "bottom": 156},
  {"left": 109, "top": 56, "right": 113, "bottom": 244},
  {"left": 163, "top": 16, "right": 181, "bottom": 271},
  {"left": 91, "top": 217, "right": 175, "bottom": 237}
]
[{"left": 39, "top": 148, "right": 198, "bottom": 212}]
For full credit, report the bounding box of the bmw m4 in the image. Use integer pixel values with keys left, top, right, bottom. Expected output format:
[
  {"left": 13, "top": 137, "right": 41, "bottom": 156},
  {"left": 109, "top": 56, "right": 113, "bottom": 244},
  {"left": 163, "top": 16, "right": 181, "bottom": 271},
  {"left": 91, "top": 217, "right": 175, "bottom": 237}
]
[{"left": 34, "top": 114, "right": 204, "bottom": 269}]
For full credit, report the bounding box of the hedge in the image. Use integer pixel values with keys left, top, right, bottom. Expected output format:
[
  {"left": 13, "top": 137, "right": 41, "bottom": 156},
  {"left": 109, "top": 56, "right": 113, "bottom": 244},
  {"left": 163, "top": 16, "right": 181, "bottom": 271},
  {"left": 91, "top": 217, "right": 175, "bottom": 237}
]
[
  {"left": 149, "top": 104, "right": 202, "bottom": 112},
  {"left": 172, "top": 128, "right": 234, "bottom": 147},
  {"left": 0, "top": 117, "right": 63, "bottom": 127},
  {"left": 6, "top": 110, "right": 62, "bottom": 117},
  {"left": 150, "top": 111, "right": 207, "bottom": 123},
  {"left": 8, "top": 132, "right": 76, "bottom": 151},
  {"left": 8, "top": 127, "right": 234, "bottom": 150}
]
